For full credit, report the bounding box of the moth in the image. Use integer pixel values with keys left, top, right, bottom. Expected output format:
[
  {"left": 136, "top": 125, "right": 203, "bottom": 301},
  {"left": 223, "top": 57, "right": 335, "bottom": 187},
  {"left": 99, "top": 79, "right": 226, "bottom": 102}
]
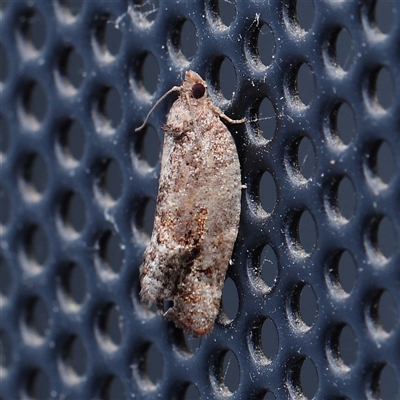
[{"left": 136, "top": 71, "right": 245, "bottom": 336}]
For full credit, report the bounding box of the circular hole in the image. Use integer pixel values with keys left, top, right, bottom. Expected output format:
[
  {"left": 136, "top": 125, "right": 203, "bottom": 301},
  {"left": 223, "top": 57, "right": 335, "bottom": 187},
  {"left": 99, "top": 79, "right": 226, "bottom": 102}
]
[
  {"left": 133, "top": 125, "right": 161, "bottom": 168},
  {"left": 328, "top": 324, "right": 358, "bottom": 371},
  {"left": 366, "top": 67, "right": 395, "bottom": 112},
  {"left": 325, "top": 102, "right": 357, "bottom": 147},
  {"left": 377, "top": 216, "right": 397, "bottom": 260},
  {"left": 336, "top": 176, "right": 357, "bottom": 221},
  {"left": 94, "top": 87, "right": 123, "bottom": 133},
  {"left": 296, "top": 63, "right": 315, "bottom": 106},
  {"left": 376, "top": 141, "right": 396, "bottom": 185},
  {"left": 259, "top": 171, "right": 277, "bottom": 214},
  {"left": 213, "top": 349, "right": 240, "bottom": 394},
  {"left": 335, "top": 102, "right": 357, "bottom": 146},
  {"left": 21, "top": 225, "right": 49, "bottom": 269},
  {"left": 327, "top": 250, "right": 358, "bottom": 296},
  {"left": 217, "top": 57, "right": 237, "bottom": 101},
  {"left": 335, "top": 28, "right": 355, "bottom": 71},
  {"left": 20, "top": 152, "right": 49, "bottom": 200},
  {"left": 257, "top": 23, "right": 275, "bottom": 67},
  {"left": 377, "top": 364, "right": 399, "bottom": 400},
  {"left": 364, "top": 140, "right": 396, "bottom": 189},
  {"left": 17, "top": 8, "right": 46, "bottom": 53},
  {"left": 288, "top": 283, "right": 317, "bottom": 330},
  {"left": 58, "top": 119, "right": 85, "bottom": 164},
  {"left": 261, "top": 318, "right": 279, "bottom": 361},
  {"left": 57, "top": 0, "right": 83, "bottom": 18},
  {"left": 140, "top": 53, "right": 160, "bottom": 95},
  {"left": 288, "top": 357, "right": 319, "bottom": 399},
  {"left": 136, "top": 198, "right": 156, "bottom": 238},
  {"left": 366, "top": 289, "right": 400, "bottom": 341},
  {"left": 95, "top": 158, "right": 124, "bottom": 203},
  {"left": 338, "top": 325, "right": 358, "bottom": 367},
  {"left": 59, "top": 191, "right": 87, "bottom": 236},
  {"left": 286, "top": 209, "right": 317, "bottom": 257},
  {"left": 131, "top": 0, "right": 159, "bottom": 25},
  {"left": 375, "top": 67, "right": 395, "bottom": 110},
  {"left": 365, "top": 215, "right": 397, "bottom": 263},
  {"left": 172, "top": 329, "right": 202, "bottom": 357},
  {"left": 24, "top": 296, "right": 50, "bottom": 339},
  {"left": 97, "top": 230, "right": 125, "bottom": 274},
  {"left": 57, "top": 46, "right": 85, "bottom": 90},
  {"left": 298, "top": 136, "right": 316, "bottom": 180},
  {"left": 300, "top": 357, "right": 319, "bottom": 398},
  {"left": 220, "top": 277, "right": 239, "bottom": 323},
  {"left": 0, "top": 114, "right": 10, "bottom": 156},
  {"left": 0, "top": 329, "right": 12, "bottom": 369},
  {"left": 0, "top": 43, "right": 9, "bottom": 83},
  {"left": 61, "top": 335, "right": 87, "bottom": 378},
  {"left": 299, "top": 283, "right": 318, "bottom": 328},
  {"left": 183, "top": 383, "right": 201, "bottom": 400},
  {"left": 373, "top": 0, "right": 395, "bottom": 34},
  {"left": 216, "top": 0, "right": 236, "bottom": 27},
  {"left": 0, "top": 256, "right": 12, "bottom": 298},
  {"left": 263, "top": 391, "right": 276, "bottom": 400},
  {"left": 0, "top": 185, "right": 11, "bottom": 227},
  {"left": 93, "top": 14, "right": 122, "bottom": 58},
  {"left": 141, "top": 342, "right": 164, "bottom": 386},
  {"left": 59, "top": 262, "right": 87, "bottom": 307},
  {"left": 19, "top": 81, "right": 48, "bottom": 129},
  {"left": 100, "top": 375, "right": 126, "bottom": 400},
  {"left": 251, "top": 97, "right": 276, "bottom": 140},
  {"left": 337, "top": 251, "right": 357, "bottom": 294},
  {"left": 179, "top": 19, "right": 197, "bottom": 61},
  {"left": 222, "top": 350, "right": 240, "bottom": 393},
  {"left": 298, "top": 210, "right": 317, "bottom": 255},
  {"left": 258, "top": 244, "right": 278, "bottom": 289},
  {"left": 25, "top": 368, "right": 51, "bottom": 400},
  {"left": 182, "top": 333, "right": 201, "bottom": 355},
  {"left": 97, "top": 303, "right": 123, "bottom": 349},
  {"left": 286, "top": 136, "right": 316, "bottom": 182},
  {"left": 295, "top": 0, "right": 314, "bottom": 32},
  {"left": 377, "top": 290, "right": 398, "bottom": 334}
]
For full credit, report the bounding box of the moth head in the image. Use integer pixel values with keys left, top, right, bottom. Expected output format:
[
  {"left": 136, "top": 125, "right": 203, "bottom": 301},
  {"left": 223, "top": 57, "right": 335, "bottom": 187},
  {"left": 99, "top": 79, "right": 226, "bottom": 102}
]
[{"left": 184, "top": 70, "right": 207, "bottom": 99}]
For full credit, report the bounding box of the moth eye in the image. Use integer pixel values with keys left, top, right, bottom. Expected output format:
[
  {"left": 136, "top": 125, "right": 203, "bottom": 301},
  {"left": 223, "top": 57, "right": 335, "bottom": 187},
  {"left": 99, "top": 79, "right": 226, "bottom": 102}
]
[{"left": 192, "top": 83, "right": 205, "bottom": 99}]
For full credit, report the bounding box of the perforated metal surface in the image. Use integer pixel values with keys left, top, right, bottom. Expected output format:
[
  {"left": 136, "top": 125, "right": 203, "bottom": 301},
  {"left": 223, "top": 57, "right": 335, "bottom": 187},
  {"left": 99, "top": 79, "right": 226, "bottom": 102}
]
[{"left": 1, "top": 0, "right": 400, "bottom": 399}]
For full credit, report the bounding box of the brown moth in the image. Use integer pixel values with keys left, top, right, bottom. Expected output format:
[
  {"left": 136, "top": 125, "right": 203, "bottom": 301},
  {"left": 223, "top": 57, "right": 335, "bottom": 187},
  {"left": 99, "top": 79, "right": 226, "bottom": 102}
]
[{"left": 136, "top": 71, "right": 245, "bottom": 336}]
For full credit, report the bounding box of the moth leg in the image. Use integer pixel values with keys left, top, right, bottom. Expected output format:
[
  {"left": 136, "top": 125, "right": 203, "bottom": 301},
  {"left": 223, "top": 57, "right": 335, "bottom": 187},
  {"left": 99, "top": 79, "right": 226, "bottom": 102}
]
[{"left": 208, "top": 101, "right": 246, "bottom": 124}]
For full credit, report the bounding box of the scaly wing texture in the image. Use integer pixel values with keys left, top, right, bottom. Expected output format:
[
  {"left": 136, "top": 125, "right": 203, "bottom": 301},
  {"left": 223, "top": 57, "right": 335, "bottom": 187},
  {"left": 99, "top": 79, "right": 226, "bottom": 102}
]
[{"left": 140, "top": 78, "right": 241, "bottom": 336}]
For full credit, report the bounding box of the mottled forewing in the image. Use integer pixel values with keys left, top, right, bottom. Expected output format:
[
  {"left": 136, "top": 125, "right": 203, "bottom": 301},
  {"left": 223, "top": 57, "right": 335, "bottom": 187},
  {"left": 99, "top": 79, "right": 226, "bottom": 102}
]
[{"left": 140, "top": 93, "right": 241, "bottom": 336}]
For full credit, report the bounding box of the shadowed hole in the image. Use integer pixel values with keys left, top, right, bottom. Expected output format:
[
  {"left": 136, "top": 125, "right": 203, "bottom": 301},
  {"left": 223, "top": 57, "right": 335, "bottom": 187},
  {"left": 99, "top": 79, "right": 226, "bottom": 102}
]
[
  {"left": 22, "top": 225, "right": 49, "bottom": 270},
  {"left": 25, "top": 368, "right": 51, "bottom": 400},
  {"left": 93, "top": 14, "right": 122, "bottom": 58},
  {"left": 221, "top": 277, "right": 239, "bottom": 322},
  {"left": 97, "top": 303, "right": 123, "bottom": 350},
  {"left": 179, "top": 19, "right": 197, "bottom": 61},
  {"left": 97, "top": 230, "right": 125, "bottom": 274},
  {"left": 59, "top": 262, "right": 87, "bottom": 308},
  {"left": 134, "top": 125, "right": 161, "bottom": 168},
  {"left": 0, "top": 185, "right": 10, "bottom": 227},
  {"left": 259, "top": 171, "right": 277, "bottom": 214},
  {"left": 218, "top": 57, "right": 237, "bottom": 101},
  {"left": 61, "top": 335, "right": 88, "bottom": 378},
  {"left": 17, "top": 8, "right": 46, "bottom": 53},
  {"left": 58, "top": 119, "right": 85, "bottom": 164},
  {"left": 100, "top": 375, "right": 126, "bottom": 400}
]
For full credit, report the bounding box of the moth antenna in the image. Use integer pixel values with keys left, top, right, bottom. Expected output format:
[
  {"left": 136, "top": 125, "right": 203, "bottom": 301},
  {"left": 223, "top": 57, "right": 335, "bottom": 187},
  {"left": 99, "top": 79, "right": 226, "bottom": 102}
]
[{"left": 135, "top": 86, "right": 181, "bottom": 132}]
